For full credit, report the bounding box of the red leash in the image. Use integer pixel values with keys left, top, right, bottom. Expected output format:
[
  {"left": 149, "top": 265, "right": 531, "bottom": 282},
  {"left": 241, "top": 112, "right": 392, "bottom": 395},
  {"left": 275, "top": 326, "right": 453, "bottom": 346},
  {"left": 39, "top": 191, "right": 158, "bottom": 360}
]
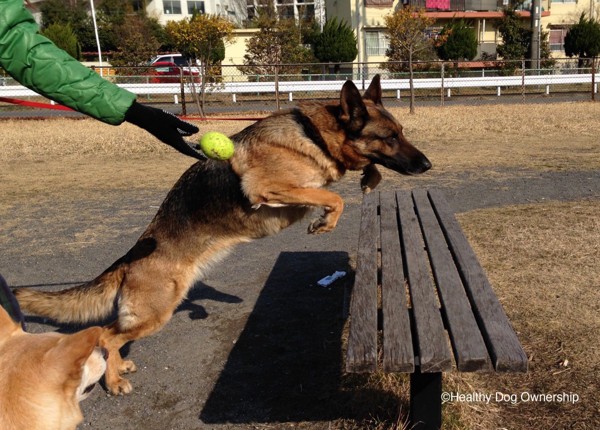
[
  {"left": 181, "top": 115, "right": 264, "bottom": 121},
  {"left": 0, "top": 97, "right": 265, "bottom": 121},
  {"left": 0, "top": 96, "right": 73, "bottom": 111}
]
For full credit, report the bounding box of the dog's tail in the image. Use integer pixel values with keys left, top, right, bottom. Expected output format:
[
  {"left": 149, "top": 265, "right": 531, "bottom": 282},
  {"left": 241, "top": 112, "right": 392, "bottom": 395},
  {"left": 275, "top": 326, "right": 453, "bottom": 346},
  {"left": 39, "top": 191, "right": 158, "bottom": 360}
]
[{"left": 13, "top": 264, "right": 125, "bottom": 324}]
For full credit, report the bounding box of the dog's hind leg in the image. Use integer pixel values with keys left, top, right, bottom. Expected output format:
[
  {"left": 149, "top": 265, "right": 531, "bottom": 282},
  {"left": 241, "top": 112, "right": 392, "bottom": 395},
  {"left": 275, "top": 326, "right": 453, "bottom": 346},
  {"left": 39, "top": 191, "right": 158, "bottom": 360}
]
[
  {"left": 100, "top": 304, "right": 181, "bottom": 395},
  {"left": 100, "top": 277, "right": 191, "bottom": 395},
  {"left": 99, "top": 237, "right": 239, "bottom": 395}
]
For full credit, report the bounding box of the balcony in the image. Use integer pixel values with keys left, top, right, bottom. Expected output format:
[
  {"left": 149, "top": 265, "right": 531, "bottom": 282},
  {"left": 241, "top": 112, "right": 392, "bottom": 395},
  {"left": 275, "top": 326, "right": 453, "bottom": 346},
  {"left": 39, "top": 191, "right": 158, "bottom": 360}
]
[
  {"left": 406, "top": 0, "right": 549, "bottom": 19},
  {"left": 408, "top": 0, "right": 506, "bottom": 11}
]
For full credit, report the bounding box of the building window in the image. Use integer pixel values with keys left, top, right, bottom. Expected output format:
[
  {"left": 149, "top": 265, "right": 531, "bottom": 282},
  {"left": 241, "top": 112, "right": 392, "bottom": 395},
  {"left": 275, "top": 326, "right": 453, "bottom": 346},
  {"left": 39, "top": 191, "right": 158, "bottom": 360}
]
[
  {"left": 277, "top": 5, "right": 296, "bottom": 19},
  {"left": 365, "top": 0, "right": 393, "bottom": 5},
  {"left": 365, "top": 31, "right": 389, "bottom": 57},
  {"left": 187, "top": 1, "right": 205, "bottom": 14},
  {"left": 249, "top": 0, "right": 316, "bottom": 22},
  {"left": 549, "top": 28, "right": 567, "bottom": 51},
  {"left": 164, "top": 0, "right": 182, "bottom": 14}
]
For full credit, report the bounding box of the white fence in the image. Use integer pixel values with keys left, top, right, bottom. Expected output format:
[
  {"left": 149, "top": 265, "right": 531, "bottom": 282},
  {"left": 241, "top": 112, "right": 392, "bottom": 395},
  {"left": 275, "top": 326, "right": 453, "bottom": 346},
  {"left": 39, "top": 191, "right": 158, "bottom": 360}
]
[{"left": 1, "top": 73, "right": 598, "bottom": 102}]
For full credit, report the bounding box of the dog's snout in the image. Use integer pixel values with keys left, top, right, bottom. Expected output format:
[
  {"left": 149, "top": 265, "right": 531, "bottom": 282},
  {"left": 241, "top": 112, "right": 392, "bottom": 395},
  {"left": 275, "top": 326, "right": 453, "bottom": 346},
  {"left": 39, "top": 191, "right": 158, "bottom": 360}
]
[
  {"left": 407, "top": 153, "right": 432, "bottom": 174},
  {"left": 420, "top": 157, "right": 432, "bottom": 172}
]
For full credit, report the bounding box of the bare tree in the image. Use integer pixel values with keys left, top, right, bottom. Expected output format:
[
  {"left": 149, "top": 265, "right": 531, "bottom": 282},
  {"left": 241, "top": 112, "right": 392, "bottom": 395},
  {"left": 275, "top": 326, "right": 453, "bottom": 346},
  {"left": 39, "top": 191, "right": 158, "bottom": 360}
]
[
  {"left": 384, "top": 6, "right": 434, "bottom": 114},
  {"left": 165, "top": 15, "right": 234, "bottom": 116}
]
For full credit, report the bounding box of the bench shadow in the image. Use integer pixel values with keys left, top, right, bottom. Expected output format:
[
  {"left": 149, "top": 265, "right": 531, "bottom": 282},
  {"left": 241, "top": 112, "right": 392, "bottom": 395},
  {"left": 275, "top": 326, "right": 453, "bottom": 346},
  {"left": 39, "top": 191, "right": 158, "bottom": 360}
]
[{"left": 200, "top": 251, "right": 402, "bottom": 424}]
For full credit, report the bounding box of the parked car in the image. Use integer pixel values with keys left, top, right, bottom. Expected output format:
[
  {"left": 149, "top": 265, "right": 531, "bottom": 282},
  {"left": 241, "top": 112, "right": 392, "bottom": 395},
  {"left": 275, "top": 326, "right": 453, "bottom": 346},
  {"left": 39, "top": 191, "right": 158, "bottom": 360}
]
[
  {"left": 149, "top": 53, "right": 200, "bottom": 73},
  {"left": 149, "top": 61, "right": 201, "bottom": 84}
]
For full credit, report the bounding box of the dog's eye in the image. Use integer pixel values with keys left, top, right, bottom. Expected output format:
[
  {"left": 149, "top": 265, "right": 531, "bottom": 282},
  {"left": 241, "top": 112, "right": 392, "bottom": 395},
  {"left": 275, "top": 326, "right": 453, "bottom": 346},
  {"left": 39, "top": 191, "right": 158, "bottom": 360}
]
[{"left": 384, "top": 136, "right": 398, "bottom": 146}]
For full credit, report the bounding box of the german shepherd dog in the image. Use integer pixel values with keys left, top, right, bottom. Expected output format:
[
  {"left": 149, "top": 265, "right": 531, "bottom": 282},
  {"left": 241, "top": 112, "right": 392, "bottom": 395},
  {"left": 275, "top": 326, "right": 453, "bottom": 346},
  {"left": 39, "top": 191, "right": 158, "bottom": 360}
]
[{"left": 14, "top": 75, "right": 431, "bottom": 395}]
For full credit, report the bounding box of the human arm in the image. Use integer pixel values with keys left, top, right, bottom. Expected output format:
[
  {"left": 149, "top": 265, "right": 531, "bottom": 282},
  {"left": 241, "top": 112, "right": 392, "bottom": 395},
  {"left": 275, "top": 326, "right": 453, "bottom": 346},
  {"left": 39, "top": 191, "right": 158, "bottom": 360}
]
[
  {"left": 0, "top": 0, "right": 135, "bottom": 124},
  {"left": 0, "top": 0, "right": 203, "bottom": 158}
]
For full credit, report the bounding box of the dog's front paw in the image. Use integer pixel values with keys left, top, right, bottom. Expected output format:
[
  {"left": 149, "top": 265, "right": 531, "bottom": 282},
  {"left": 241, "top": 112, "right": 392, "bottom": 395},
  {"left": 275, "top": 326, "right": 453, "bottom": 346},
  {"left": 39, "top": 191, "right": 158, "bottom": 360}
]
[
  {"left": 107, "top": 376, "right": 133, "bottom": 396},
  {"left": 308, "top": 217, "right": 335, "bottom": 234},
  {"left": 361, "top": 165, "right": 382, "bottom": 194},
  {"left": 119, "top": 359, "right": 137, "bottom": 375}
]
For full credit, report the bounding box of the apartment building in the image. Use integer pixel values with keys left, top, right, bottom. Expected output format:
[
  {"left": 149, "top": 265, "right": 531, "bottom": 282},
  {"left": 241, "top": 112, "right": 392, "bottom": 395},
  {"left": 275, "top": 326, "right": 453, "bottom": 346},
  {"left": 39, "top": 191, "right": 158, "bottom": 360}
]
[
  {"left": 146, "top": 0, "right": 589, "bottom": 63},
  {"left": 144, "top": 0, "right": 326, "bottom": 28},
  {"left": 328, "top": 0, "right": 554, "bottom": 64},
  {"left": 145, "top": 0, "right": 248, "bottom": 26},
  {"left": 544, "top": 0, "right": 599, "bottom": 54},
  {"left": 27, "top": 0, "right": 595, "bottom": 65}
]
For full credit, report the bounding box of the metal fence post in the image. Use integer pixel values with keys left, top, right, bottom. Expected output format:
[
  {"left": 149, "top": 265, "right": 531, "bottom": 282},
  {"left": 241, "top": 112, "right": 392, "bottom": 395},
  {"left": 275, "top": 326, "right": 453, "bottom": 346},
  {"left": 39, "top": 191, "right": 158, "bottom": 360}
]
[
  {"left": 440, "top": 62, "right": 445, "bottom": 107},
  {"left": 275, "top": 64, "right": 280, "bottom": 111},
  {"left": 592, "top": 59, "right": 596, "bottom": 102},
  {"left": 521, "top": 59, "right": 526, "bottom": 103},
  {"left": 179, "top": 67, "right": 186, "bottom": 116},
  {"left": 362, "top": 62, "right": 367, "bottom": 90}
]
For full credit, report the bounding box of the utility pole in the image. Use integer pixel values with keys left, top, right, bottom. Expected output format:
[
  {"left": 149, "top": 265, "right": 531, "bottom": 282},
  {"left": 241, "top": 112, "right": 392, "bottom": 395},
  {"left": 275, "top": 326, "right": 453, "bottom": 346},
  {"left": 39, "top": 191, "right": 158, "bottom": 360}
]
[
  {"left": 90, "top": 0, "right": 103, "bottom": 76},
  {"left": 530, "top": 0, "right": 542, "bottom": 71}
]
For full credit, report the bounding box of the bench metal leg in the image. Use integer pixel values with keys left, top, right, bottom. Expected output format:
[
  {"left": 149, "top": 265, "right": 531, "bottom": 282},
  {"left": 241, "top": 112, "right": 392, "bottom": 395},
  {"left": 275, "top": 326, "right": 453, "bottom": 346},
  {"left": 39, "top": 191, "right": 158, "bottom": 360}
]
[{"left": 410, "top": 371, "right": 442, "bottom": 430}]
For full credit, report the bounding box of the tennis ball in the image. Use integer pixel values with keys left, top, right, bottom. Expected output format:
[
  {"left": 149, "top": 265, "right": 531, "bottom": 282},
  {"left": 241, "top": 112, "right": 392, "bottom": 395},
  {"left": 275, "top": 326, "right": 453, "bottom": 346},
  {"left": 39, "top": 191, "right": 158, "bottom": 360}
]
[{"left": 199, "top": 132, "right": 235, "bottom": 160}]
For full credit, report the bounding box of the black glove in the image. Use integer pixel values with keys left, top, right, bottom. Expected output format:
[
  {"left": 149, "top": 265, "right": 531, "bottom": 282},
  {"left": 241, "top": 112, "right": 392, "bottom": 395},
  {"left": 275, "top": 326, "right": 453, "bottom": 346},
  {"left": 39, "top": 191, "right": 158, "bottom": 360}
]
[{"left": 124, "top": 101, "right": 205, "bottom": 160}]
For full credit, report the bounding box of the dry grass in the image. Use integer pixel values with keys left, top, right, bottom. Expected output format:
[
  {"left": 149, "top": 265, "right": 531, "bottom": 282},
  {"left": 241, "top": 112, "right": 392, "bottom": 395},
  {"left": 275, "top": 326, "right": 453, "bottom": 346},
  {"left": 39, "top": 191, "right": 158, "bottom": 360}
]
[
  {"left": 452, "top": 201, "right": 600, "bottom": 430},
  {"left": 2, "top": 101, "right": 600, "bottom": 169},
  {"left": 2, "top": 101, "right": 599, "bottom": 203}
]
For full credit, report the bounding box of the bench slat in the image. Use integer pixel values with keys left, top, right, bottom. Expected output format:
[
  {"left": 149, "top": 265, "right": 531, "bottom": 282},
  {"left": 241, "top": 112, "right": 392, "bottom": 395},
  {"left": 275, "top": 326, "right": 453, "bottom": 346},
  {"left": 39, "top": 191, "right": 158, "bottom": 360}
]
[
  {"left": 346, "top": 191, "right": 379, "bottom": 372},
  {"left": 380, "top": 191, "right": 415, "bottom": 372},
  {"left": 412, "top": 190, "right": 491, "bottom": 372},
  {"left": 396, "top": 190, "right": 452, "bottom": 372},
  {"left": 428, "top": 189, "right": 528, "bottom": 372}
]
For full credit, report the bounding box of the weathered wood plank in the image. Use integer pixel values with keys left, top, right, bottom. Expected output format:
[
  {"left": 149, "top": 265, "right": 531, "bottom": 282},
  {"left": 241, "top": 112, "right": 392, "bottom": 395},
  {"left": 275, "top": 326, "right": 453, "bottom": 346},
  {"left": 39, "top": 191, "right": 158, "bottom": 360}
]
[
  {"left": 346, "top": 191, "right": 379, "bottom": 372},
  {"left": 396, "top": 190, "right": 452, "bottom": 373},
  {"left": 412, "top": 189, "right": 490, "bottom": 372},
  {"left": 428, "top": 189, "right": 528, "bottom": 372},
  {"left": 380, "top": 191, "right": 415, "bottom": 372}
]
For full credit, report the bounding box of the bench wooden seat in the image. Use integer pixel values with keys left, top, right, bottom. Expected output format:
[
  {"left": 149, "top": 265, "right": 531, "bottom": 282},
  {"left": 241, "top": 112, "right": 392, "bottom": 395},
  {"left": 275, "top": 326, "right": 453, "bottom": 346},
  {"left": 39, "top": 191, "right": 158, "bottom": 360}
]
[{"left": 346, "top": 189, "right": 527, "bottom": 430}]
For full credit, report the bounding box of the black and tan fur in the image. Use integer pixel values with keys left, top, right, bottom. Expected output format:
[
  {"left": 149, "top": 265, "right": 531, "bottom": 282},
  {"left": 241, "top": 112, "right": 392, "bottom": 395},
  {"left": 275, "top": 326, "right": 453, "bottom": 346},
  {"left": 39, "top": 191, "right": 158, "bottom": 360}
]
[{"left": 14, "top": 75, "right": 431, "bottom": 395}]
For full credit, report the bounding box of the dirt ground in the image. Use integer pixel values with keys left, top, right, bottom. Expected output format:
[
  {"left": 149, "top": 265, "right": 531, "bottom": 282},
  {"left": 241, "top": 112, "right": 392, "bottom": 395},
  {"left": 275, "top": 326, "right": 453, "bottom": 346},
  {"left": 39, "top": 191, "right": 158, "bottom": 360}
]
[{"left": 1, "top": 103, "right": 599, "bottom": 429}]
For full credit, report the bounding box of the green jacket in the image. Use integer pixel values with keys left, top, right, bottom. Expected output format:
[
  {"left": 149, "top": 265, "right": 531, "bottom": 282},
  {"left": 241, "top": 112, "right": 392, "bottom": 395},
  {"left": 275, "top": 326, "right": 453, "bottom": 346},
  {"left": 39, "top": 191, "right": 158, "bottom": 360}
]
[{"left": 0, "top": 0, "right": 136, "bottom": 125}]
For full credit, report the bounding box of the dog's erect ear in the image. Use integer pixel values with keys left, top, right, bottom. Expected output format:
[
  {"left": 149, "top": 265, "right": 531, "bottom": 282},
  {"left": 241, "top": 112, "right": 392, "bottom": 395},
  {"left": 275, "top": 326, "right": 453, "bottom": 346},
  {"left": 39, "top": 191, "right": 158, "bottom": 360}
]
[
  {"left": 0, "top": 274, "right": 25, "bottom": 330},
  {"left": 50, "top": 327, "right": 103, "bottom": 378},
  {"left": 340, "top": 79, "right": 368, "bottom": 134},
  {"left": 0, "top": 306, "right": 21, "bottom": 338},
  {"left": 363, "top": 74, "right": 383, "bottom": 106}
]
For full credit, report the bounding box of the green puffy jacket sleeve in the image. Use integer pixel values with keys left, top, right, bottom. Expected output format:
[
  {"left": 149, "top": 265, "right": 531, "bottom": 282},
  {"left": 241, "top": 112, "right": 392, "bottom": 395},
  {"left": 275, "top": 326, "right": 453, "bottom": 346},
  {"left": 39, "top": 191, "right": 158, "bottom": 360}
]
[{"left": 0, "top": 0, "right": 136, "bottom": 125}]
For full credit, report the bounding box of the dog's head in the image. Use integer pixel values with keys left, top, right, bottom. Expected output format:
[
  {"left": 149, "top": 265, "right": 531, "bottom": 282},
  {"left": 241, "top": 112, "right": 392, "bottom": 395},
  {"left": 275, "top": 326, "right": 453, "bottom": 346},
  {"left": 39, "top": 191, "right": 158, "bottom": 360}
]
[
  {"left": 338, "top": 75, "right": 431, "bottom": 175},
  {"left": 0, "top": 306, "right": 106, "bottom": 430}
]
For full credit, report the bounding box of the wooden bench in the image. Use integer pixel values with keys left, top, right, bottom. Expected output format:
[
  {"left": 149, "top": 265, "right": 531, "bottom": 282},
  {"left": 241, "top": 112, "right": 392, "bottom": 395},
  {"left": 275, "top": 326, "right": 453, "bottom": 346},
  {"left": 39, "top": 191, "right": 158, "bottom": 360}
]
[{"left": 346, "top": 189, "right": 528, "bottom": 430}]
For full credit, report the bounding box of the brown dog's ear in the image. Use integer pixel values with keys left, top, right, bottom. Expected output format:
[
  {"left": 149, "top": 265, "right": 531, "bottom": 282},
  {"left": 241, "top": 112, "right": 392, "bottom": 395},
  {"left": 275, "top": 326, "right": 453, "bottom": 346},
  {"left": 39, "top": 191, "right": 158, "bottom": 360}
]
[
  {"left": 340, "top": 79, "right": 368, "bottom": 134},
  {"left": 50, "top": 327, "right": 103, "bottom": 379},
  {"left": 363, "top": 74, "right": 383, "bottom": 106},
  {"left": 0, "top": 306, "right": 21, "bottom": 338}
]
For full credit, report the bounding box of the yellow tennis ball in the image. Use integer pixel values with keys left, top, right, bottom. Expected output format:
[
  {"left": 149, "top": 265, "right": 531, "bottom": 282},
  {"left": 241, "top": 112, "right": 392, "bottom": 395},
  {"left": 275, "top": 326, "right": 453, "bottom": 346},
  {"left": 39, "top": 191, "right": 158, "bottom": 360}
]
[{"left": 199, "top": 132, "right": 235, "bottom": 160}]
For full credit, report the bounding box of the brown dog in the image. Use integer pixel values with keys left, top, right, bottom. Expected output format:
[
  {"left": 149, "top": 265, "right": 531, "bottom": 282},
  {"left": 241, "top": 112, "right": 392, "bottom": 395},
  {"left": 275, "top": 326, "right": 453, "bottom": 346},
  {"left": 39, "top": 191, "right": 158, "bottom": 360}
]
[
  {"left": 0, "top": 306, "right": 106, "bottom": 430},
  {"left": 14, "top": 75, "right": 431, "bottom": 395}
]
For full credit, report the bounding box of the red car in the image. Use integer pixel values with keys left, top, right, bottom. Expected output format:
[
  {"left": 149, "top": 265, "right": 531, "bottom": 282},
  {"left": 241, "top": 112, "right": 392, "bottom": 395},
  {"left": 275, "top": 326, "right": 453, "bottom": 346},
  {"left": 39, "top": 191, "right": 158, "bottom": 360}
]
[{"left": 149, "top": 61, "right": 201, "bottom": 83}]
